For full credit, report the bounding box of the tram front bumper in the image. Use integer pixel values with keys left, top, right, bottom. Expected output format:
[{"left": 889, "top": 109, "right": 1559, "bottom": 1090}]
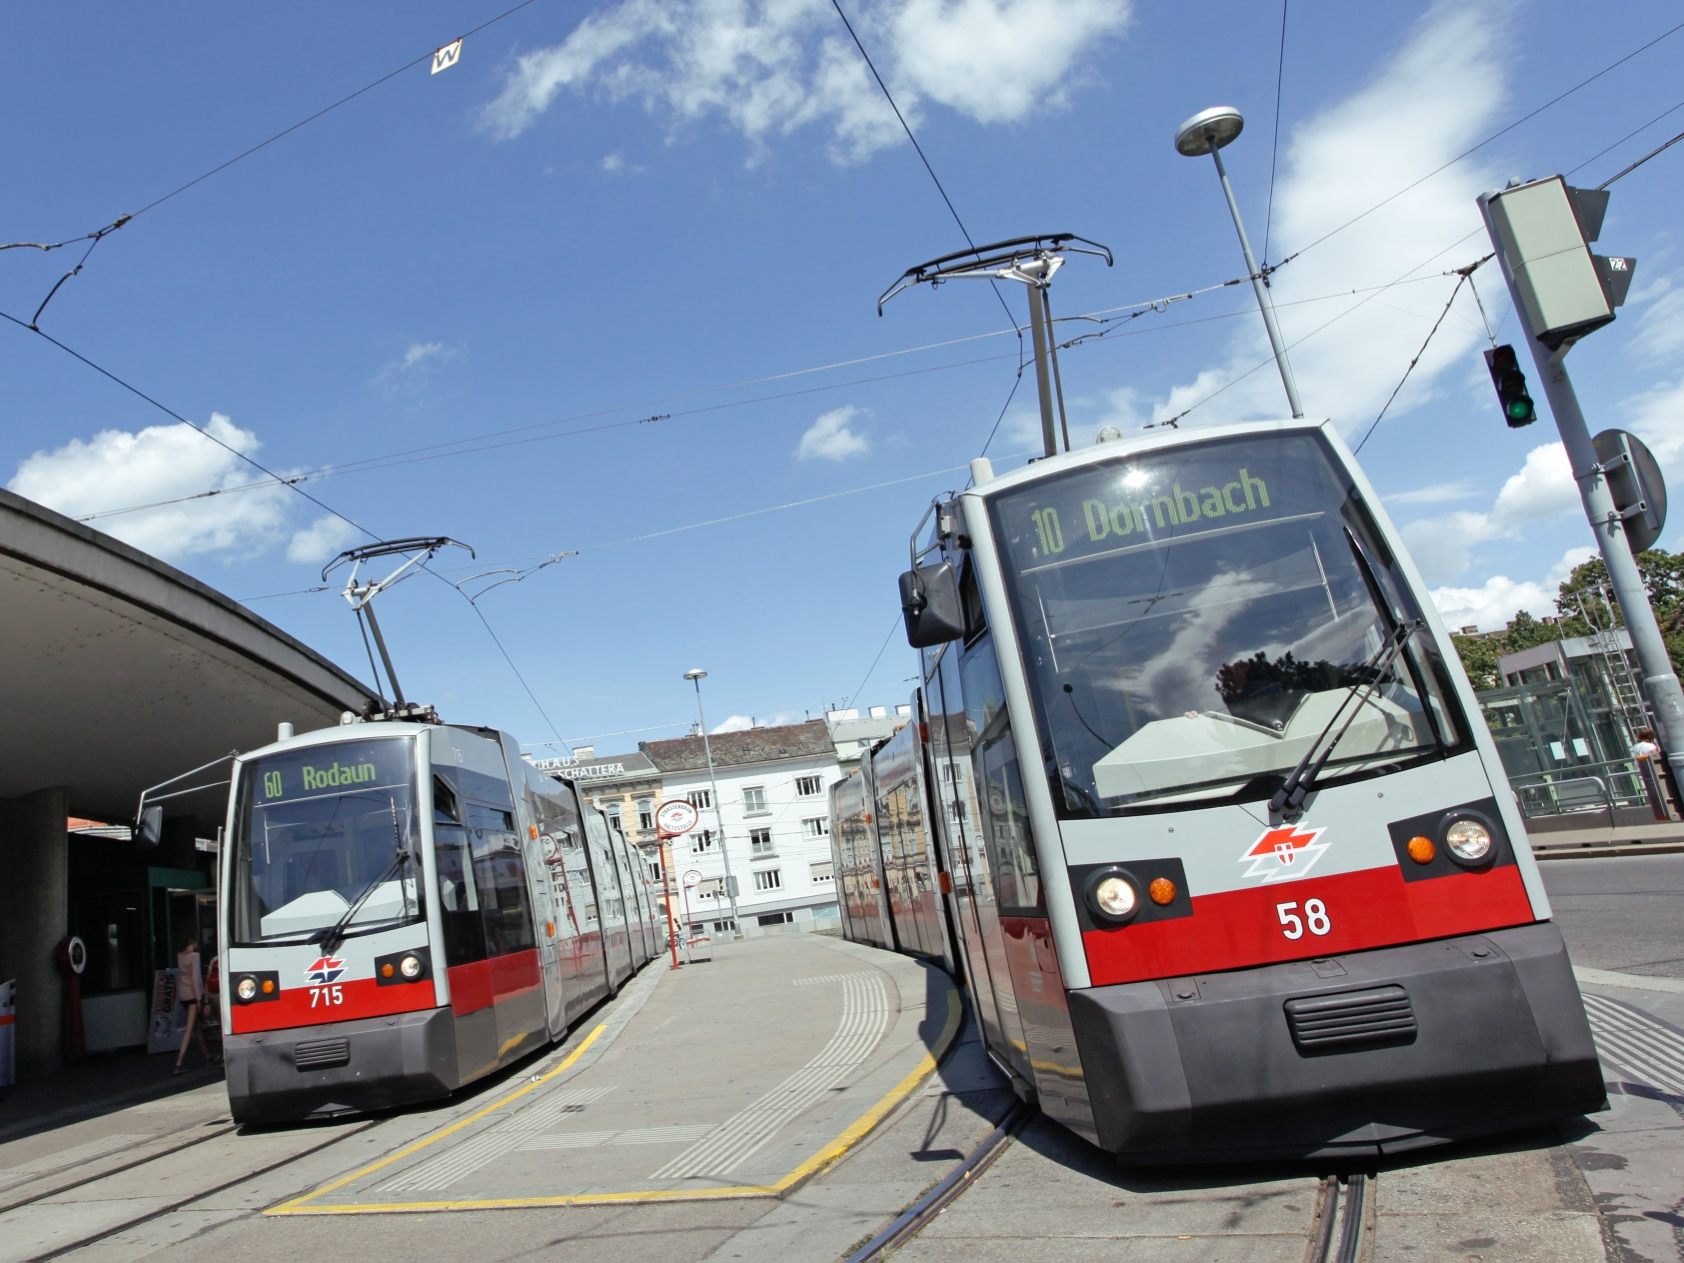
[
  {"left": 1067, "top": 921, "right": 1606, "bottom": 1162},
  {"left": 223, "top": 1006, "right": 458, "bottom": 1125}
]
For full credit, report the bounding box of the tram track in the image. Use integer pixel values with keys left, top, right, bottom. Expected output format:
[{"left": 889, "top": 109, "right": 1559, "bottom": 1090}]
[
  {"left": 844, "top": 1102, "right": 1031, "bottom": 1263},
  {"left": 1310, "top": 1171, "right": 1371, "bottom": 1263},
  {"left": 6, "top": 1114, "right": 382, "bottom": 1262},
  {"left": 0, "top": 1114, "right": 238, "bottom": 1217},
  {"left": 845, "top": 1105, "right": 1378, "bottom": 1263}
]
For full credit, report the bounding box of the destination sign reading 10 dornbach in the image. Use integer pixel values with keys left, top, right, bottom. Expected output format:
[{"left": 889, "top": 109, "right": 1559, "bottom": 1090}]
[{"left": 998, "top": 435, "right": 1336, "bottom": 570}]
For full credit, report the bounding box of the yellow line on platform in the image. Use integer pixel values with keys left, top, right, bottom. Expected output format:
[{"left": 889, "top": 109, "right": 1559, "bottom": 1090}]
[
  {"left": 265, "top": 1024, "right": 606, "bottom": 1215},
  {"left": 266, "top": 979, "right": 962, "bottom": 1216}
]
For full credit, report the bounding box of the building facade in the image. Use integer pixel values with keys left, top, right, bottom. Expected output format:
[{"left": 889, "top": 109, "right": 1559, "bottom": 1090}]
[{"left": 640, "top": 721, "right": 842, "bottom": 939}]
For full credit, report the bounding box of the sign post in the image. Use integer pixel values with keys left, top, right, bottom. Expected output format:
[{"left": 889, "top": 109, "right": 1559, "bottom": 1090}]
[{"left": 654, "top": 800, "right": 699, "bottom": 969}]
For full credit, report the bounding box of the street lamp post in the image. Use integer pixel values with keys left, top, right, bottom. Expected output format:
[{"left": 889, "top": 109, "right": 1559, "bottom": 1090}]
[
  {"left": 1174, "top": 106, "right": 1305, "bottom": 418},
  {"left": 683, "top": 669, "right": 742, "bottom": 937}
]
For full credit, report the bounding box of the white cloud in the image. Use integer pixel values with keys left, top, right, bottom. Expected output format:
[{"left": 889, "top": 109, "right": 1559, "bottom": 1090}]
[
  {"left": 1399, "top": 440, "right": 1573, "bottom": 583},
  {"left": 1147, "top": 2, "right": 1510, "bottom": 433},
  {"left": 7, "top": 413, "right": 296, "bottom": 562},
  {"left": 1383, "top": 480, "right": 1479, "bottom": 507},
  {"left": 478, "top": 0, "right": 1132, "bottom": 163},
  {"left": 712, "top": 710, "right": 804, "bottom": 733},
  {"left": 1629, "top": 274, "right": 1684, "bottom": 365},
  {"left": 1400, "top": 509, "right": 1502, "bottom": 585},
  {"left": 1429, "top": 547, "right": 1592, "bottom": 632},
  {"left": 377, "top": 341, "right": 462, "bottom": 387},
  {"left": 797, "top": 406, "right": 870, "bottom": 460},
  {"left": 601, "top": 152, "right": 644, "bottom": 175},
  {"left": 1491, "top": 442, "right": 1575, "bottom": 520},
  {"left": 1429, "top": 575, "right": 1558, "bottom": 632},
  {"left": 287, "top": 515, "right": 362, "bottom": 565}
]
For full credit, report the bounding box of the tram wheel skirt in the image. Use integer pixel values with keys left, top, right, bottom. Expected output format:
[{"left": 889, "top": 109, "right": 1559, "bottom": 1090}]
[
  {"left": 1068, "top": 921, "right": 1606, "bottom": 1163},
  {"left": 224, "top": 1006, "right": 459, "bottom": 1125}
]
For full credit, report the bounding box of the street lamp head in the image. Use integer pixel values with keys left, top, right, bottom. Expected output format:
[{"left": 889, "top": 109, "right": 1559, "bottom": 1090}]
[
  {"left": 683, "top": 668, "right": 707, "bottom": 682},
  {"left": 1174, "top": 106, "right": 1244, "bottom": 157}
]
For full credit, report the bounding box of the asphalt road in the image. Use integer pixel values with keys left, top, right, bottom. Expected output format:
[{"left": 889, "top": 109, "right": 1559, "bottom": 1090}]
[{"left": 1541, "top": 852, "right": 1684, "bottom": 982}]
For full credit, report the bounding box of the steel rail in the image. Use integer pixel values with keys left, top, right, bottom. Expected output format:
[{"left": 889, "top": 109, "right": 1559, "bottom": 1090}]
[{"left": 845, "top": 1102, "right": 1032, "bottom": 1262}]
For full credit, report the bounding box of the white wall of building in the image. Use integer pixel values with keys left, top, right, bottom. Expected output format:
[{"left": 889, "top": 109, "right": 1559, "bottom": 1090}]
[{"left": 664, "top": 751, "right": 841, "bottom": 937}]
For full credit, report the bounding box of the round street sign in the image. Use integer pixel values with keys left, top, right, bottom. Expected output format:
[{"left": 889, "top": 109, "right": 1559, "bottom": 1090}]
[
  {"left": 656, "top": 798, "right": 699, "bottom": 836},
  {"left": 683, "top": 870, "right": 703, "bottom": 888},
  {"left": 1594, "top": 429, "right": 1668, "bottom": 553}
]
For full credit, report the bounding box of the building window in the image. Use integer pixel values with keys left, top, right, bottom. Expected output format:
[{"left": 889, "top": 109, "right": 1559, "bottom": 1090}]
[
  {"left": 810, "top": 861, "right": 833, "bottom": 884},
  {"left": 604, "top": 804, "right": 622, "bottom": 832},
  {"left": 743, "top": 785, "right": 768, "bottom": 814},
  {"left": 692, "top": 829, "right": 716, "bottom": 853},
  {"left": 754, "top": 869, "right": 783, "bottom": 891},
  {"left": 802, "top": 817, "right": 830, "bottom": 838},
  {"left": 646, "top": 858, "right": 662, "bottom": 882},
  {"left": 637, "top": 798, "right": 654, "bottom": 831},
  {"left": 941, "top": 763, "right": 959, "bottom": 785},
  {"left": 687, "top": 789, "right": 712, "bottom": 809},
  {"left": 757, "top": 911, "right": 794, "bottom": 927},
  {"left": 750, "top": 827, "right": 775, "bottom": 857},
  {"left": 712, "top": 919, "right": 736, "bottom": 934},
  {"left": 796, "top": 774, "right": 823, "bottom": 797}
]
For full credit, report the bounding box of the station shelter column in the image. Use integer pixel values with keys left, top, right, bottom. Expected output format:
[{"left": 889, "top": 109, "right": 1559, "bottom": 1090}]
[{"left": 0, "top": 786, "right": 70, "bottom": 1077}]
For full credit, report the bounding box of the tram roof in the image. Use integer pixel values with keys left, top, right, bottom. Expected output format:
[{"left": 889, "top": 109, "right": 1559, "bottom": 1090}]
[
  {"left": 967, "top": 417, "right": 1330, "bottom": 498},
  {"left": 0, "top": 488, "right": 377, "bottom": 836}
]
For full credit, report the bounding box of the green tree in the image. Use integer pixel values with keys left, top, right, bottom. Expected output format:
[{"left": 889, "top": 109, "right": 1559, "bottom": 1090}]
[
  {"left": 1554, "top": 548, "right": 1684, "bottom": 678},
  {"left": 1450, "top": 631, "right": 1506, "bottom": 690}
]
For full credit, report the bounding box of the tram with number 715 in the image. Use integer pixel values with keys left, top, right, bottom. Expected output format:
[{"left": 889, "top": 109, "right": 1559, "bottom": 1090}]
[
  {"left": 833, "top": 415, "right": 1606, "bottom": 1161},
  {"left": 216, "top": 710, "right": 660, "bottom": 1124}
]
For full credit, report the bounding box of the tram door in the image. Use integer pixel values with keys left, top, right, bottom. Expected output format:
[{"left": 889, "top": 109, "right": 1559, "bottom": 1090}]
[
  {"left": 923, "top": 652, "right": 1028, "bottom": 1083},
  {"left": 525, "top": 780, "right": 573, "bottom": 1040}
]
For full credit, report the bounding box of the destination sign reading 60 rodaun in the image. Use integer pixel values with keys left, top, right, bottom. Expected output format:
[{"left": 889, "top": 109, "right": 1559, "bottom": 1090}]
[{"left": 252, "top": 741, "right": 408, "bottom": 802}]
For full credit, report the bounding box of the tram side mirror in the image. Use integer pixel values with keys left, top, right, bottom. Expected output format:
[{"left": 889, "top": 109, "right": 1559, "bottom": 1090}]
[
  {"left": 900, "top": 563, "right": 963, "bottom": 648},
  {"left": 135, "top": 803, "right": 164, "bottom": 849}
]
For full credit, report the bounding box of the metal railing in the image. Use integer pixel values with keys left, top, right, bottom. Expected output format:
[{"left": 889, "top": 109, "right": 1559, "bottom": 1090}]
[{"left": 1510, "top": 759, "right": 1647, "bottom": 818}]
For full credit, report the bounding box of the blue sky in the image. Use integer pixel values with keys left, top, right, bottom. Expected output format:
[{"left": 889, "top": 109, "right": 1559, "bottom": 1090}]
[{"left": 7, "top": 1, "right": 1684, "bottom": 758}]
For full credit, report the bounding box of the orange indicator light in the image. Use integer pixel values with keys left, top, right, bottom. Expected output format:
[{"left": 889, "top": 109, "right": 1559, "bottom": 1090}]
[
  {"left": 1407, "top": 835, "right": 1436, "bottom": 864},
  {"left": 261, "top": 978, "right": 275, "bottom": 994},
  {"left": 1148, "top": 877, "right": 1177, "bottom": 906},
  {"left": 381, "top": 962, "right": 395, "bottom": 979}
]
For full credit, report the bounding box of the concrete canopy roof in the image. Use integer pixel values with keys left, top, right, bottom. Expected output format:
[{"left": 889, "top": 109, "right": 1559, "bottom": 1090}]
[{"left": 0, "top": 489, "right": 377, "bottom": 836}]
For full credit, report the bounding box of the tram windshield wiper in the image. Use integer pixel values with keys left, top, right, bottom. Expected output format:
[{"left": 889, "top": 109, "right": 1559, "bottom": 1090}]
[
  {"left": 1267, "top": 620, "right": 1422, "bottom": 820},
  {"left": 315, "top": 796, "right": 414, "bottom": 954}
]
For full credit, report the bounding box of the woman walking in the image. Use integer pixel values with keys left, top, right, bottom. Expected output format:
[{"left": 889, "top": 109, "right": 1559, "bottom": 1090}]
[{"left": 173, "top": 933, "right": 216, "bottom": 1074}]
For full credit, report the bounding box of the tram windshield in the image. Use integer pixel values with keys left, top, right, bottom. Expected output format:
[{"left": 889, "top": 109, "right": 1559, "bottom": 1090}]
[
  {"left": 989, "top": 430, "right": 1468, "bottom": 815},
  {"left": 229, "top": 736, "right": 424, "bottom": 944}
]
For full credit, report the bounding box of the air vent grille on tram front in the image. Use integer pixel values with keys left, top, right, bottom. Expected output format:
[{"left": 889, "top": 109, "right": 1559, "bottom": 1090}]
[{"left": 1284, "top": 985, "right": 1417, "bottom": 1052}]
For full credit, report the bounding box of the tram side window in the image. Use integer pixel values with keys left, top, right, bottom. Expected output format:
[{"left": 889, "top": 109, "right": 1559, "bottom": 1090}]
[
  {"left": 466, "top": 802, "right": 538, "bottom": 957},
  {"left": 961, "top": 634, "right": 1042, "bottom": 915},
  {"left": 433, "top": 776, "right": 460, "bottom": 824},
  {"left": 433, "top": 823, "right": 487, "bottom": 964}
]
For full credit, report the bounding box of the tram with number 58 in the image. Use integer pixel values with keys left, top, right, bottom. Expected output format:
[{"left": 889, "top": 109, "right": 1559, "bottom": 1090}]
[
  {"left": 217, "top": 711, "right": 660, "bottom": 1124},
  {"left": 832, "top": 416, "right": 1606, "bottom": 1161}
]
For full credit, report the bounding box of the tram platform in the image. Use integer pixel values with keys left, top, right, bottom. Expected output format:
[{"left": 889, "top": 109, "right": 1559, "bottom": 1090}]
[{"left": 259, "top": 933, "right": 973, "bottom": 1214}]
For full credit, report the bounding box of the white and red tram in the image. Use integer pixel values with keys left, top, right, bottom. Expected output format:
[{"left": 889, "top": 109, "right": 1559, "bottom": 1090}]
[
  {"left": 218, "top": 715, "right": 660, "bottom": 1124},
  {"left": 833, "top": 417, "right": 1606, "bottom": 1161}
]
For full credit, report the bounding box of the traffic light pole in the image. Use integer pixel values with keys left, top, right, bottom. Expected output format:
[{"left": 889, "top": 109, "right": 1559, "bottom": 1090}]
[
  {"left": 1529, "top": 358, "right": 1684, "bottom": 782},
  {"left": 1479, "top": 193, "right": 1684, "bottom": 792}
]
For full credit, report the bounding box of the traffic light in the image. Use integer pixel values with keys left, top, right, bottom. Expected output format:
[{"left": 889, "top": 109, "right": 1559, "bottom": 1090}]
[{"left": 1484, "top": 344, "right": 1536, "bottom": 427}]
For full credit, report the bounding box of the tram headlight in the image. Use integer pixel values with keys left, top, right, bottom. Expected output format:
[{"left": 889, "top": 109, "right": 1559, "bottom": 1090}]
[
  {"left": 376, "top": 947, "right": 430, "bottom": 985},
  {"left": 1085, "top": 868, "right": 1141, "bottom": 924},
  {"left": 236, "top": 976, "right": 258, "bottom": 1003},
  {"left": 1444, "top": 818, "right": 1493, "bottom": 865}
]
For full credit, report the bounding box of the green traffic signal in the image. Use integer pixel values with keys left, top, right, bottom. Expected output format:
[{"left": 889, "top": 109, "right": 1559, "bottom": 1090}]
[{"left": 1485, "top": 344, "right": 1536, "bottom": 428}]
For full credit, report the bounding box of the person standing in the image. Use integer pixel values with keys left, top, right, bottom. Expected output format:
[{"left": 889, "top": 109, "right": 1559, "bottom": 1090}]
[{"left": 173, "top": 933, "right": 215, "bottom": 1074}]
